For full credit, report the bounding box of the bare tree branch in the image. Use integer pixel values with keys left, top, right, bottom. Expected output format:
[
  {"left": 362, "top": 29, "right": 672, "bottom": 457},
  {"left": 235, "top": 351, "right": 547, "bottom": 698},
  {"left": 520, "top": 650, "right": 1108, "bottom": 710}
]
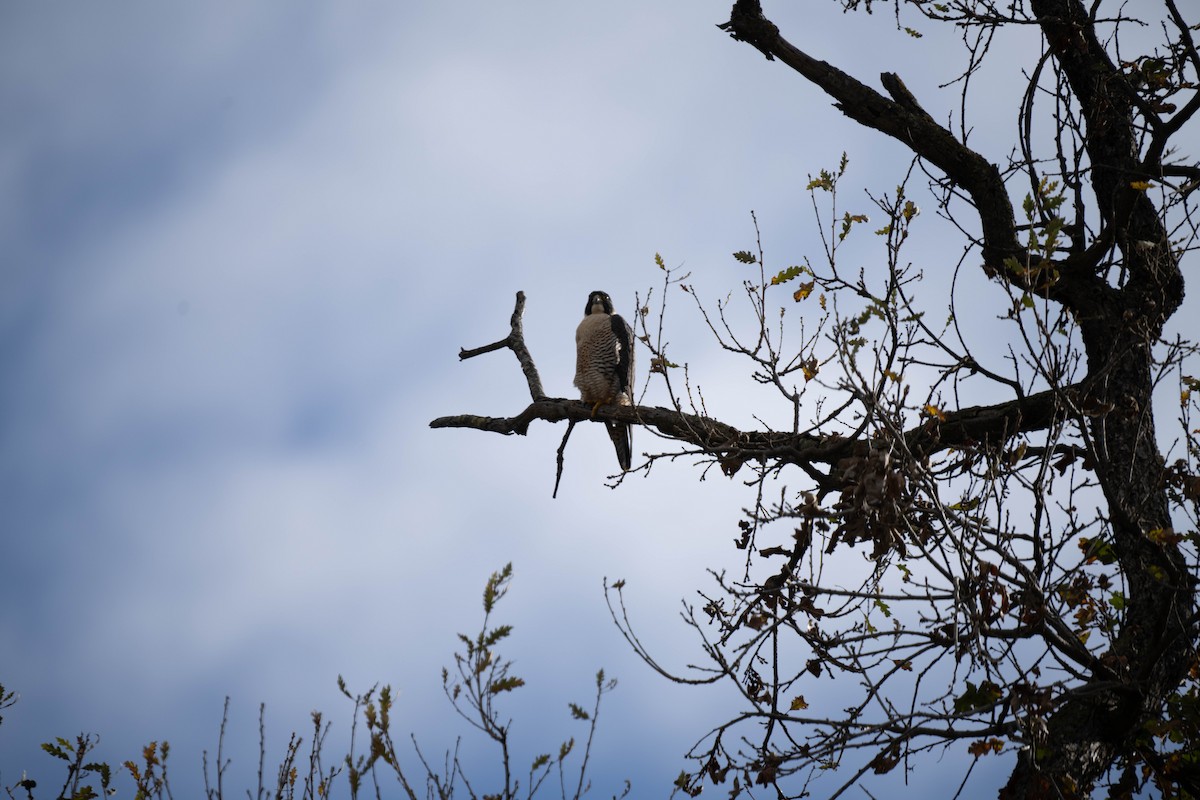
[
  {"left": 437, "top": 2, "right": 1200, "bottom": 796},
  {"left": 458, "top": 291, "right": 546, "bottom": 402},
  {"left": 719, "top": 0, "right": 1024, "bottom": 275},
  {"left": 432, "top": 294, "right": 1076, "bottom": 479}
]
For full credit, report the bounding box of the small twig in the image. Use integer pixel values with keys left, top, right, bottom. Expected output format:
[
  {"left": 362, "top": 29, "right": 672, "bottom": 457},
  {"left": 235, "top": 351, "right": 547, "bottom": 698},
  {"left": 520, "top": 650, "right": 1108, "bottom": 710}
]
[
  {"left": 253, "top": 703, "right": 266, "bottom": 800},
  {"left": 202, "top": 697, "right": 231, "bottom": 800},
  {"left": 553, "top": 420, "right": 578, "bottom": 498},
  {"left": 458, "top": 291, "right": 546, "bottom": 401}
]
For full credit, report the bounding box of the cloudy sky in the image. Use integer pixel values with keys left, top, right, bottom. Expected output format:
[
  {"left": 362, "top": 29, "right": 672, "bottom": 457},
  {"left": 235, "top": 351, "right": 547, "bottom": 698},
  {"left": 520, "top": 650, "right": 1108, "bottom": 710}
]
[{"left": 2, "top": 2, "right": 1192, "bottom": 797}]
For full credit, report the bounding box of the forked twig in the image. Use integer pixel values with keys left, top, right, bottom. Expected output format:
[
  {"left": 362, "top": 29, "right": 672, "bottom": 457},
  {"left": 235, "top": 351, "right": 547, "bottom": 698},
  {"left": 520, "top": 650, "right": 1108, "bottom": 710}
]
[
  {"left": 459, "top": 291, "right": 545, "bottom": 401},
  {"left": 455, "top": 291, "right": 577, "bottom": 494}
]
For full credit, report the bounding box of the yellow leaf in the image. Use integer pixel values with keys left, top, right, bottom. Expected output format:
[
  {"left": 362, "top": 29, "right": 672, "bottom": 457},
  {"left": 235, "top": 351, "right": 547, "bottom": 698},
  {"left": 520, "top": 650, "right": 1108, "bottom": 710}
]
[
  {"left": 790, "top": 695, "right": 809, "bottom": 711},
  {"left": 923, "top": 403, "right": 946, "bottom": 421},
  {"left": 1130, "top": 180, "right": 1153, "bottom": 191},
  {"left": 949, "top": 497, "right": 980, "bottom": 512},
  {"left": 793, "top": 281, "right": 815, "bottom": 302}
]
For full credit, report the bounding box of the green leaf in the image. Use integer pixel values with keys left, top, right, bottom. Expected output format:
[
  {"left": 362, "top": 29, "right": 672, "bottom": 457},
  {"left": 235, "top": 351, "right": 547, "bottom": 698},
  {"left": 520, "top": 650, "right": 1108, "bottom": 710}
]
[
  {"left": 482, "top": 624, "right": 512, "bottom": 648},
  {"left": 839, "top": 212, "right": 870, "bottom": 242},
  {"left": 84, "top": 762, "right": 112, "bottom": 787},
  {"left": 769, "top": 265, "right": 806, "bottom": 285},
  {"left": 488, "top": 676, "right": 526, "bottom": 695},
  {"left": 953, "top": 680, "right": 1003, "bottom": 713},
  {"left": 569, "top": 702, "right": 590, "bottom": 720},
  {"left": 649, "top": 356, "right": 678, "bottom": 374},
  {"left": 42, "top": 740, "right": 71, "bottom": 761},
  {"left": 806, "top": 170, "right": 835, "bottom": 192},
  {"left": 733, "top": 250, "right": 757, "bottom": 265},
  {"left": 482, "top": 563, "right": 513, "bottom": 613},
  {"left": 1079, "top": 536, "right": 1118, "bottom": 565}
]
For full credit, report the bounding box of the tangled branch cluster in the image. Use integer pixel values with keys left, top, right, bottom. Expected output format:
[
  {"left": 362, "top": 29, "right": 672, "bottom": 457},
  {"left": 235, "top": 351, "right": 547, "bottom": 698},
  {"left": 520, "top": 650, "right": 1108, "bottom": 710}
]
[{"left": 434, "top": 1, "right": 1200, "bottom": 796}]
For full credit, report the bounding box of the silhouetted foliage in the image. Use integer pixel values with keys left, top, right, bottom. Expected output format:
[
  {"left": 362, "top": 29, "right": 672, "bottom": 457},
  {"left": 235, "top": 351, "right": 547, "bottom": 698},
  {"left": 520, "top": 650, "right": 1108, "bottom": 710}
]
[
  {"left": 3, "top": 568, "right": 626, "bottom": 800},
  {"left": 435, "top": 1, "right": 1200, "bottom": 796}
]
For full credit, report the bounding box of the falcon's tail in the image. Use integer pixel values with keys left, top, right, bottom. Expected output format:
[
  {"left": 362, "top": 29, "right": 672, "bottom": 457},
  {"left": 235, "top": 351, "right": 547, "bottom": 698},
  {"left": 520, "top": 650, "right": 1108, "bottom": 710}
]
[{"left": 605, "top": 421, "right": 633, "bottom": 472}]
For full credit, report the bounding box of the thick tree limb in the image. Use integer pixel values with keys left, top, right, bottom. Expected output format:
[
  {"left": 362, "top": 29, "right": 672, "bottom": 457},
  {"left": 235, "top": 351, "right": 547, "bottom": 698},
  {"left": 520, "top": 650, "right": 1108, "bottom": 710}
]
[
  {"left": 717, "top": 0, "right": 1128, "bottom": 317},
  {"left": 433, "top": 293, "right": 1072, "bottom": 484},
  {"left": 431, "top": 387, "right": 1070, "bottom": 474},
  {"left": 718, "top": 2, "right": 1197, "bottom": 796},
  {"left": 432, "top": 397, "right": 822, "bottom": 458},
  {"left": 719, "top": 0, "right": 1023, "bottom": 274}
]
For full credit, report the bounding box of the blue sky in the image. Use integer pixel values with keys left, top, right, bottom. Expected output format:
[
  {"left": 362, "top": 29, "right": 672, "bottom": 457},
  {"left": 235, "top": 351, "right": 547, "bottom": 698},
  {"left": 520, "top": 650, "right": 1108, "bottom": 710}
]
[{"left": 2, "top": 1, "right": 1191, "bottom": 797}]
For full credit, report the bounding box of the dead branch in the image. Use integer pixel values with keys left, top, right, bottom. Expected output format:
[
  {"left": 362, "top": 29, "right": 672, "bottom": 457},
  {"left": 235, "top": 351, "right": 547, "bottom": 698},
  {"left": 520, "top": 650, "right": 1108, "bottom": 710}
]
[
  {"left": 458, "top": 291, "right": 546, "bottom": 401},
  {"left": 434, "top": 290, "right": 1077, "bottom": 483}
]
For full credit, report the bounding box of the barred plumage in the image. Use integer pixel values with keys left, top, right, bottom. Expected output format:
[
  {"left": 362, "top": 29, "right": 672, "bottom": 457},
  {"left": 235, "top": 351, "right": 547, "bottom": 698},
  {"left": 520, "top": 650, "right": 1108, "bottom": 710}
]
[{"left": 574, "top": 290, "right": 635, "bottom": 471}]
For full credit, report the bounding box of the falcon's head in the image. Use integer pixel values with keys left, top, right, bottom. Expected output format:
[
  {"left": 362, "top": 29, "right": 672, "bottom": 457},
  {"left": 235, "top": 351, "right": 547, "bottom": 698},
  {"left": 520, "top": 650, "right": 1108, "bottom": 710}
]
[{"left": 585, "top": 290, "right": 614, "bottom": 316}]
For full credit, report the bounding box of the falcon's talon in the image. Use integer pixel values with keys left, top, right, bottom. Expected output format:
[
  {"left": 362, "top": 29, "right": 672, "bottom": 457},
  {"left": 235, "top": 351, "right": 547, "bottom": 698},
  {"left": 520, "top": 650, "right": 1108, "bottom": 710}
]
[{"left": 574, "top": 290, "right": 635, "bottom": 471}]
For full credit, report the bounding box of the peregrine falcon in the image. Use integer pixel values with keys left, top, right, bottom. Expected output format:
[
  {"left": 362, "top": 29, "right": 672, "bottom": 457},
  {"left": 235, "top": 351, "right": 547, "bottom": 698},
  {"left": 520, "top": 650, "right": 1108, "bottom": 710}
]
[{"left": 574, "top": 290, "right": 635, "bottom": 471}]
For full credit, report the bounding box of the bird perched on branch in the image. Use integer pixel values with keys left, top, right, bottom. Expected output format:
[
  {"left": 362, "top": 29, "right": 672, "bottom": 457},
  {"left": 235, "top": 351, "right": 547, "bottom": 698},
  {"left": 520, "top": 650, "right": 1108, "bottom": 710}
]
[{"left": 574, "top": 290, "right": 635, "bottom": 471}]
